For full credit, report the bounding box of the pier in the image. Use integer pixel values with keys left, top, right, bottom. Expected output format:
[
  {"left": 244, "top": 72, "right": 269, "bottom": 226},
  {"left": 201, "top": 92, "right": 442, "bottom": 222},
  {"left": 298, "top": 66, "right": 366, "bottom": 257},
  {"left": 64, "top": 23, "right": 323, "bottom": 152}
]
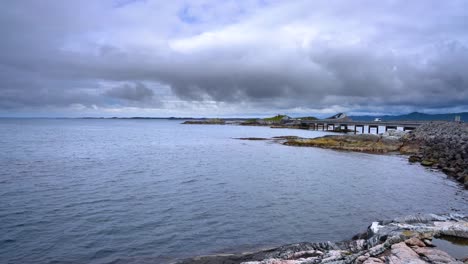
[{"left": 300, "top": 120, "right": 426, "bottom": 134}]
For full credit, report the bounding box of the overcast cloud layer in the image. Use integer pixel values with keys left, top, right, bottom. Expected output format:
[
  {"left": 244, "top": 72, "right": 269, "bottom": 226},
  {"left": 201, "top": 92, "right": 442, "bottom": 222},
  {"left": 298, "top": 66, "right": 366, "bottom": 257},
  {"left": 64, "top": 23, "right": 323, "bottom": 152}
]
[{"left": 1, "top": 0, "right": 468, "bottom": 117}]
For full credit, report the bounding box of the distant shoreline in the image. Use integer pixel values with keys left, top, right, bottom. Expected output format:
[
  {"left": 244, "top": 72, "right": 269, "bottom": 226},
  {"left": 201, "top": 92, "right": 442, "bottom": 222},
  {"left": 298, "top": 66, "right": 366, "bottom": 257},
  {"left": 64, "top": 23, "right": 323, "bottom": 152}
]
[{"left": 1, "top": 111, "right": 466, "bottom": 121}]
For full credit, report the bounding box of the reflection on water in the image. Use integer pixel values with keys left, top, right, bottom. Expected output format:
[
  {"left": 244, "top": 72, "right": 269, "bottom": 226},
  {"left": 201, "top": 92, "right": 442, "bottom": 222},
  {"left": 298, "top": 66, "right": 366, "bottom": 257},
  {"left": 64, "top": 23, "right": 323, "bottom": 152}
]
[{"left": 432, "top": 236, "right": 468, "bottom": 259}]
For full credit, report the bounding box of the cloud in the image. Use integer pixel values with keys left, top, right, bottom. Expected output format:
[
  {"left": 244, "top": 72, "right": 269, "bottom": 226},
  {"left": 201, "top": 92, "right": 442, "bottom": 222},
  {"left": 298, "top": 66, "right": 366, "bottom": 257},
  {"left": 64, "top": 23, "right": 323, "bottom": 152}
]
[
  {"left": 105, "top": 83, "right": 154, "bottom": 101},
  {"left": 0, "top": 0, "right": 468, "bottom": 116}
]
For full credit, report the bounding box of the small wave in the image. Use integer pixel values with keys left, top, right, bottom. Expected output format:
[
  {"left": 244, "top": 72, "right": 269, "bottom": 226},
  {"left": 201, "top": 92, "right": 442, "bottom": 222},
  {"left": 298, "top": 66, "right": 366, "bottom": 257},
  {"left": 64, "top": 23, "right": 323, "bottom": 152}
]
[
  {"left": 2, "top": 239, "right": 16, "bottom": 244},
  {"left": 180, "top": 178, "right": 197, "bottom": 184}
]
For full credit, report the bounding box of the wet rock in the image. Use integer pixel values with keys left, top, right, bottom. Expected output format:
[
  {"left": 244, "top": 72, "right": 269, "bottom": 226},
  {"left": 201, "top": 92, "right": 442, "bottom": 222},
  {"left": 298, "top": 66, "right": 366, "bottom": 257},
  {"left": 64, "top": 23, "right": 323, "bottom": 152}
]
[
  {"left": 413, "top": 247, "right": 463, "bottom": 263},
  {"left": 421, "top": 160, "right": 434, "bottom": 166}
]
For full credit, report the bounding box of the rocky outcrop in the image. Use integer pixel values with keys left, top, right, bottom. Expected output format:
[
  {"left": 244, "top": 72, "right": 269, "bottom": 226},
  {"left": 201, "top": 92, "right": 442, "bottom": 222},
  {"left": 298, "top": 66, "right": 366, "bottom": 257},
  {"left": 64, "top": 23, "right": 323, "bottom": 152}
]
[
  {"left": 176, "top": 214, "right": 468, "bottom": 264},
  {"left": 402, "top": 122, "right": 468, "bottom": 188},
  {"left": 235, "top": 137, "right": 270, "bottom": 140},
  {"left": 283, "top": 134, "right": 403, "bottom": 153},
  {"left": 183, "top": 119, "right": 226, "bottom": 125}
]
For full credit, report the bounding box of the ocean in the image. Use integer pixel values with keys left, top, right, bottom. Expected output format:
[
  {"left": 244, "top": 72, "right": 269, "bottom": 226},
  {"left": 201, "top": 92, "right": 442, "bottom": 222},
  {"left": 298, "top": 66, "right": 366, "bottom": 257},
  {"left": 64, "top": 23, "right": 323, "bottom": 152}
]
[{"left": 1, "top": 119, "right": 466, "bottom": 263}]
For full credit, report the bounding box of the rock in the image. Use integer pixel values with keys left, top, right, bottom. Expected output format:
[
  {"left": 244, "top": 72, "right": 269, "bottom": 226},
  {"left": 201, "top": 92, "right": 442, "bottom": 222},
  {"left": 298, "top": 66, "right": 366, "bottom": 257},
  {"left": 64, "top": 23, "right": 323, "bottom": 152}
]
[
  {"left": 388, "top": 242, "right": 426, "bottom": 264},
  {"left": 362, "top": 257, "right": 384, "bottom": 264},
  {"left": 183, "top": 119, "right": 225, "bottom": 125},
  {"left": 400, "top": 122, "right": 468, "bottom": 188},
  {"left": 368, "top": 244, "right": 386, "bottom": 256},
  {"left": 433, "top": 221, "right": 468, "bottom": 238},
  {"left": 442, "top": 167, "right": 457, "bottom": 174},
  {"left": 409, "top": 155, "right": 421, "bottom": 163},
  {"left": 178, "top": 214, "right": 468, "bottom": 264},
  {"left": 283, "top": 134, "right": 402, "bottom": 153},
  {"left": 382, "top": 130, "right": 407, "bottom": 139},
  {"left": 356, "top": 255, "right": 370, "bottom": 263},
  {"left": 421, "top": 160, "right": 434, "bottom": 166},
  {"left": 422, "top": 239, "right": 433, "bottom": 247},
  {"left": 404, "top": 238, "right": 426, "bottom": 248},
  {"left": 272, "top": 136, "right": 301, "bottom": 140},
  {"left": 242, "top": 260, "right": 302, "bottom": 264},
  {"left": 321, "top": 250, "right": 345, "bottom": 262},
  {"left": 236, "top": 137, "right": 269, "bottom": 140},
  {"left": 413, "top": 247, "right": 463, "bottom": 263}
]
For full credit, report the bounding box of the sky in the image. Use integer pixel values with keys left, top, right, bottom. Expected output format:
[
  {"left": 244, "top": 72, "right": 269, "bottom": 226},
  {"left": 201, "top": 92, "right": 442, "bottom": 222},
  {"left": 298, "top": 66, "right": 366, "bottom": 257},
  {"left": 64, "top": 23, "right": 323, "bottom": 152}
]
[{"left": 1, "top": 0, "right": 468, "bottom": 117}]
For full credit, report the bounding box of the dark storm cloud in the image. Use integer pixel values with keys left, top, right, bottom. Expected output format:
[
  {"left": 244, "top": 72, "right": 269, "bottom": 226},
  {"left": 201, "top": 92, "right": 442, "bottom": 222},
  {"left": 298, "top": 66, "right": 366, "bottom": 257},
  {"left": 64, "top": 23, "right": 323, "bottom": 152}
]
[
  {"left": 105, "top": 83, "right": 154, "bottom": 101},
  {"left": 0, "top": 0, "right": 468, "bottom": 115}
]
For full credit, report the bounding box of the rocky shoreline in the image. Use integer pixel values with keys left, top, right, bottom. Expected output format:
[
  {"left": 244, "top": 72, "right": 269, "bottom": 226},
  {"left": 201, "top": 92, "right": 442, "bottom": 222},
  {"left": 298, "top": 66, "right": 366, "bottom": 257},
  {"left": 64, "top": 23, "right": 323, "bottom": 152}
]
[
  {"left": 176, "top": 214, "right": 467, "bottom": 264},
  {"left": 183, "top": 119, "right": 226, "bottom": 125},
  {"left": 283, "top": 133, "right": 404, "bottom": 154},
  {"left": 402, "top": 122, "right": 468, "bottom": 188}
]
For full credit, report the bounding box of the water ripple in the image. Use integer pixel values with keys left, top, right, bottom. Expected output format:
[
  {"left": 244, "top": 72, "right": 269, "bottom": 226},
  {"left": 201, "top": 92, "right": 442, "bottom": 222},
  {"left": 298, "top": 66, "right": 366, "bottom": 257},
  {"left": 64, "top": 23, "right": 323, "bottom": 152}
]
[{"left": 0, "top": 119, "right": 467, "bottom": 264}]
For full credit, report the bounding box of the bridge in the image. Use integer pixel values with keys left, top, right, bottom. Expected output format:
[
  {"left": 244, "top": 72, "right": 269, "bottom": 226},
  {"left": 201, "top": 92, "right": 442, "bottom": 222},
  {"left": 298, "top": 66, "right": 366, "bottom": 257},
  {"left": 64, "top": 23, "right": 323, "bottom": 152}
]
[{"left": 299, "top": 120, "right": 426, "bottom": 134}]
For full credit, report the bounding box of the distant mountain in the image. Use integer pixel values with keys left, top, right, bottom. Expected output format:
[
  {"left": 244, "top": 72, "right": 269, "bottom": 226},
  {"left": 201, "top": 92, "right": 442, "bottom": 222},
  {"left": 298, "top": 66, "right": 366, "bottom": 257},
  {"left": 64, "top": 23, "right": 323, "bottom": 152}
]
[
  {"left": 349, "top": 112, "right": 468, "bottom": 121},
  {"left": 324, "top": 113, "right": 348, "bottom": 120}
]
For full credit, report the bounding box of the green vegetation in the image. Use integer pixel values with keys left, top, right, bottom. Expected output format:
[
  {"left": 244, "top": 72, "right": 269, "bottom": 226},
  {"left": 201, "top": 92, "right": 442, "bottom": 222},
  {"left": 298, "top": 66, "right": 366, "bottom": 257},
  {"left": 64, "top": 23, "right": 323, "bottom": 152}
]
[
  {"left": 284, "top": 135, "right": 403, "bottom": 153},
  {"left": 207, "top": 118, "right": 224, "bottom": 123},
  {"left": 263, "top": 114, "right": 289, "bottom": 122},
  {"left": 297, "top": 116, "right": 318, "bottom": 120}
]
